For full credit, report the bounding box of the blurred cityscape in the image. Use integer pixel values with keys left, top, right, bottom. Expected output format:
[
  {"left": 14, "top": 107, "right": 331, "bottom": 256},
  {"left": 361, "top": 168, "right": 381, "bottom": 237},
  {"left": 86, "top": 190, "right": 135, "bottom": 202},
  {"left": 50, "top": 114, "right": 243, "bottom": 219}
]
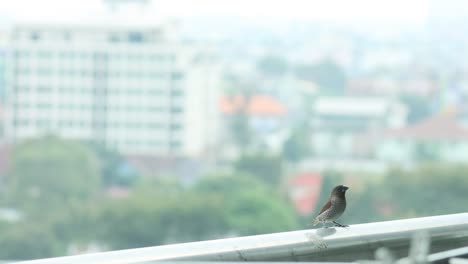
[{"left": 0, "top": 0, "right": 468, "bottom": 260}]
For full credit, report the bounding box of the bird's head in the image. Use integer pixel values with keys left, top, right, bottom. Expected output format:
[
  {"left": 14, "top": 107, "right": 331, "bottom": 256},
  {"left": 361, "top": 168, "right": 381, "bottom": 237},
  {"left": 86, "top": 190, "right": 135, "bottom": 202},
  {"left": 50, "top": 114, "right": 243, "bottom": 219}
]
[{"left": 332, "top": 185, "right": 349, "bottom": 195}]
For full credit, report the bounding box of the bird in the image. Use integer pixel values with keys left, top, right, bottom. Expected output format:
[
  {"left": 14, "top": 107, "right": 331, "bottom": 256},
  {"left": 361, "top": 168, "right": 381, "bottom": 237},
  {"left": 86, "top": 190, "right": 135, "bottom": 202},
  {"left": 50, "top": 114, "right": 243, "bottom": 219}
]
[{"left": 312, "top": 185, "right": 349, "bottom": 228}]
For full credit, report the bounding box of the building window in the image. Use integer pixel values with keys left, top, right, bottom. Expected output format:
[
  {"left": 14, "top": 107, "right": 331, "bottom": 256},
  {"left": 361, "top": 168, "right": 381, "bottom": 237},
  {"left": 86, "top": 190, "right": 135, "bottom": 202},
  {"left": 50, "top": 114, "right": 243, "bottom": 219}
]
[
  {"left": 14, "top": 102, "right": 31, "bottom": 109},
  {"left": 148, "top": 89, "right": 164, "bottom": 95},
  {"left": 170, "top": 124, "right": 183, "bottom": 131},
  {"left": 150, "top": 72, "right": 165, "bottom": 79},
  {"left": 37, "top": 86, "right": 52, "bottom": 92},
  {"left": 30, "top": 31, "right": 41, "bottom": 41},
  {"left": 128, "top": 88, "right": 143, "bottom": 95},
  {"left": 15, "top": 85, "right": 30, "bottom": 92},
  {"left": 128, "top": 32, "right": 144, "bottom": 43},
  {"left": 127, "top": 122, "right": 142, "bottom": 129},
  {"left": 170, "top": 141, "right": 182, "bottom": 149},
  {"left": 109, "top": 34, "right": 120, "bottom": 43},
  {"left": 37, "top": 67, "right": 52, "bottom": 76},
  {"left": 16, "top": 67, "right": 31, "bottom": 75},
  {"left": 111, "top": 54, "right": 122, "bottom": 61},
  {"left": 171, "top": 89, "right": 184, "bottom": 96},
  {"left": 36, "top": 119, "right": 51, "bottom": 128},
  {"left": 149, "top": 140, "right": 161, "bottom": 146},
  {"left": 38, "top": 51, "right": 52, "bottom": 59},
  {"left": 170, "top": 107, "right": 183, "bottom": 113},
  {"left": 81, "top": 52, "right": 90, "bottom": 60},
  {"left": 169, "top": 54, "right": 176, "bottom": 62},
  {"left": 171, "top": 71, "right": 184, "bottom": 80},
  {"left": 37, "top": 102, "right": 52, "bottom": 109},
  {"left": 63, "top": 31, "right": 71, "bottom": 41},
  {"left": 14, "top": 119, "right": 29, "bottom": 126},
  {"left": 15, "top": 50, "right": 30, "bottom": 59},
  {"left": 149, "top": 106, "right": 164, "bottom": 112},
  {"left": 148, "top": 123, "right": 163, "bottom": 129}
]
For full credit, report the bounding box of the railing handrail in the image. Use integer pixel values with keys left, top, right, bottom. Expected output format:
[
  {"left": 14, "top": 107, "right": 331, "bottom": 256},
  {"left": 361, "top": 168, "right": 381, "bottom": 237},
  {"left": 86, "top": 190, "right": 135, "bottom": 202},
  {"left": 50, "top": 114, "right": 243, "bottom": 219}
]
[{"left": 17, "top": 212, "right": 468, "bottom": 264}]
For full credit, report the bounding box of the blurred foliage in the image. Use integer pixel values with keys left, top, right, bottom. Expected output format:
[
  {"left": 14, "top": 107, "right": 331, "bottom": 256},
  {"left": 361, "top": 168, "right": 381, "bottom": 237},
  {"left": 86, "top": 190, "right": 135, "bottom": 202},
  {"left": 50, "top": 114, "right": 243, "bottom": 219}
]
[
  {"left": 234, "top": 153, "right": 283, "bottom": 187},
  {"left": 379, "top": 164, "right": 468, "bottom": 218},
  {"left": 0, "top": 222, "right": 63, "bottom": 260},
  {"left": 97, "top": 190, "right": 228, "bottom": 249},
  {"left": 6, "top": 136, "right": 100, "bottom": 213},
  {"left": 256, "top": 55, "right": 288, "bottom": 76},
  {"left": 87, "top": 143, "right": 138, "bottom": 187},
  {"left": 294, "top": 59, "right": 346, "bottom": 95},
  {"left": 5, "top": 137, "right": 468, "bottom": 260},
  {"left": 194, "top": 174, "right": 298, "bottom": 235},
  {"left": 230, "top": 109, "right": 252, "bottom": 152},
  {"left": 282, "top": 128, "right": 310, "bottom": 163},
  {"left": 314, "top": 163, "right": 468, "bottom": 226},
  {"left": 97, "top": 174, "right": 298, "bottom": 249}
]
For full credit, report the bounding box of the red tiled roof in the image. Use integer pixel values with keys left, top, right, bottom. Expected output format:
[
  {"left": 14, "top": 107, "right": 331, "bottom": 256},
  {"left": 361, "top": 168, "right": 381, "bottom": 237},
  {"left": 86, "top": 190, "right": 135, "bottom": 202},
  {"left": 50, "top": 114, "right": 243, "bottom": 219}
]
[
  {"left": 220, "top": 95, "right": 287, "bottom": 116},
  {"left": 383, "top": 113, "right": 468, "bottom": 140},
  {"left": 288, "top": 172, "right": 322, "bottom": 215}
]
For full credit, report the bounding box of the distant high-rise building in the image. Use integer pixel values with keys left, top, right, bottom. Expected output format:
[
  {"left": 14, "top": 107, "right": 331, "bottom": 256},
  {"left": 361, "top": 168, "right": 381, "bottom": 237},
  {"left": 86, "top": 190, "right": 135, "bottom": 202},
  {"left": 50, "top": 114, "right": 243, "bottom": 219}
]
[
  {"left": 0, "top": 30, "right": 7, "bottom": 142},
  {"left": 0, "top": 50, "right": 4, "bottom": 103},
  {"left": 5, "top": 23, "right": 221, "bottom": 157},
  {"left": 0, "top": 30, "right": 6, "bottom": 103}
]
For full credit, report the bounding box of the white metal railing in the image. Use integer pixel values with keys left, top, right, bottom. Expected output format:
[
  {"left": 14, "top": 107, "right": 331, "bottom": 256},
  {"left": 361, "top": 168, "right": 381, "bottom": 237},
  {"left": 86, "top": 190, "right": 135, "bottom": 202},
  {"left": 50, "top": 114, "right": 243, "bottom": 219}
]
[{"left": 16, "top": 213, "right": 468, "bottom": 264}]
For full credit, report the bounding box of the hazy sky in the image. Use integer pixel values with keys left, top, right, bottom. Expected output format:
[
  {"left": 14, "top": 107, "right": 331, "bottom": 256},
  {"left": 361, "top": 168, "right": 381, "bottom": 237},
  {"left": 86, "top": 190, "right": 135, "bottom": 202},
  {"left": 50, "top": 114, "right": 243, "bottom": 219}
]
[{"left": 0, "top": 0, "right": 429, "bottom": 25}]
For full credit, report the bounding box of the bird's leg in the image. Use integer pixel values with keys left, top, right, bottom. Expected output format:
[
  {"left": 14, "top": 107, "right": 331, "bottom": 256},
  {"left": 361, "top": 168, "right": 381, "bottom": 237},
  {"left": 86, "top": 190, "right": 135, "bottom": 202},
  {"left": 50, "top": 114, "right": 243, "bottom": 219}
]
[{"left": 333, "top": 221, "right": 348, "bottom": 227}]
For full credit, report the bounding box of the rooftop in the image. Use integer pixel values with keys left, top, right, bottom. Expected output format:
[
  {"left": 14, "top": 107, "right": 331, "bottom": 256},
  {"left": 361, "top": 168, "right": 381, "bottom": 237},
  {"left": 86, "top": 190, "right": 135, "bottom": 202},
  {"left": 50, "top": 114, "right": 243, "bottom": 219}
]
[
  {"left": 3, "top": 0, "right": 166, "bottom": 28},
  {"left": 288, "top": 172, "right": 322, "bottom": 215},
  {"left": 382, "top": 113, "right": 468, "bottom": 140},
  {"left": 220, "top": 95, "right": 287, "bottom": 117},
  {"left": 313, "top": 96, "right": 405, "bottom": 118}
]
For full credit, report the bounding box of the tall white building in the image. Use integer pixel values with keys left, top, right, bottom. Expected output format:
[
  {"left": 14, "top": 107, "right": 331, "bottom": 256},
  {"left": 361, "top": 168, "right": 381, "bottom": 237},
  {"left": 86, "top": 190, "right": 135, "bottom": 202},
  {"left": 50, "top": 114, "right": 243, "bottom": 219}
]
[{"left": 5, "top": 21, "right": 221, "bottom": 157}]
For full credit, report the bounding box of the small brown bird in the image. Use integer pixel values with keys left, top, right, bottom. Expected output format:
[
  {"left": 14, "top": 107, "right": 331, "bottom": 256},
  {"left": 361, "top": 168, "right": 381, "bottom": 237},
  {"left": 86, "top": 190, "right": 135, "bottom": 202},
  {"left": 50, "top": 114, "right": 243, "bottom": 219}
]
[{"left": 312, "top": 185, "right": 349, "bottom": 228}]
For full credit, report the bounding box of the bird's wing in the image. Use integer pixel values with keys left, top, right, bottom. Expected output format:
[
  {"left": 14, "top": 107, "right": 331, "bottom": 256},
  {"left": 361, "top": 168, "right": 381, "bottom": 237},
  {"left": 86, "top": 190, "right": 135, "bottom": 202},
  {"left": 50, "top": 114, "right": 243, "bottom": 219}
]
[{"left": 318, "top": 199, "right": 332, "bottom": 215}]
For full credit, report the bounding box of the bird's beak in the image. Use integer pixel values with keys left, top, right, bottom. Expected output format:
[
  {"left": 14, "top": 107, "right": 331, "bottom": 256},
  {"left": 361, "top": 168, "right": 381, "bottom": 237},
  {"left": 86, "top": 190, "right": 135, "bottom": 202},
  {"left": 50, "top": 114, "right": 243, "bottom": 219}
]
[{"left": 343, "top": 186, "right": 349, "bottom": 190}]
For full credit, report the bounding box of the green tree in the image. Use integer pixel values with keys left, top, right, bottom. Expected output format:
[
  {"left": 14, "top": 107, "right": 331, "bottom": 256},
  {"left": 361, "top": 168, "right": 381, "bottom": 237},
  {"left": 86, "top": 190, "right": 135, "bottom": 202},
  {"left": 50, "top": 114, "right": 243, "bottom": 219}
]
[
  {"left": 234, "top": 153, "right": 283, "bottom": 187},
  {"left": 294, "top": 59, "right": 346, "bottom": 95},
  {"left": 226, "top": 190, "right": 297, "bottom": 235},
  {"left": 0, "top": 222, "right": 63, "bottom": 260},
  {"left": 88, "top": 143, "right": 138, "bottom": 187},
  {"left": 257, "top": 55, "right": 288, "bottom": 76},
  {"left": 49, "top": 200, "right": 102, "bottom": 248},
  {"left": 230, "top": 109, "right": 252, "bottom": 152},
  {"left": 97, "top": 190, "right": 228, "bottom": 249},
  {"left": 380, "top": 164, "right": 468, "bottom": 218},
  {"left": 195, "top": 174, "right": 298, "bottom": 236},
  {"left": 7, "top": 136, "right": 101, "bottom": 213},
  {"left": 282, "top": 128, "right": 310, "bottom": 163}
]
